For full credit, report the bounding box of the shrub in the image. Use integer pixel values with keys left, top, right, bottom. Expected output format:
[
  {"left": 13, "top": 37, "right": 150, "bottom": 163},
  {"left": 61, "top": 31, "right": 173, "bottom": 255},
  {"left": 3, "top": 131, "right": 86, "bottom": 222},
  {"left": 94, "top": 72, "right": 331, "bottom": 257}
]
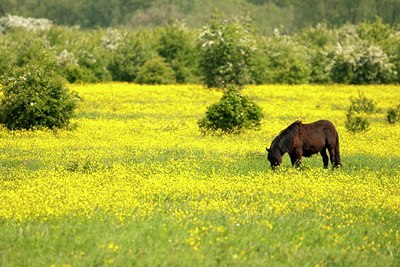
[
  {"left": 345, "top": 111, "right": 370, "bottom": 133},
  {"left": 198, "top": 85, "right": 263, "bottom": 133},
  {"left": 0, "top": 14, "right": 52, "bottom": 33},
  {"left": 198, "top": 12, "right": 256, "bottom": 88},
  {"left": 136, "top": 57, "right": 175, "bottom": 85},
  {"left": 348, "top": 92, "right": 376, "bottom": 114},
  {"left": 15, "top": 36, "right": 53, "bottom": 67},
  {"left": 53, "top": 28, "right": 112, "bottom": 83},
  {"left": 387, "top": 105, "right": 400, "bottom": 124},
  {"left": 356, "top": 18, "right": 395, "bottom": 46},
  {"left": 0, "top": 61, "right": 78, "bottom": 130},
  {"left": 329, "top": 39, "right": 395, "bottom": 84},
  {"left": 345, "top": 93, "right": 375, "bottom": 133},
  {"left": 74, "top": 49, "right": 112, "bottom": 83}
]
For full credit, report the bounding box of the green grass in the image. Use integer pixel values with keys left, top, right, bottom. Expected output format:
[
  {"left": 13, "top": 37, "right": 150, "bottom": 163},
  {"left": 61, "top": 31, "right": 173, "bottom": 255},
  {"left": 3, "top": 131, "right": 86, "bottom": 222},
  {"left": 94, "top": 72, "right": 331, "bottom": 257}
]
[
  {"left": 0, "top": 84, "right": 399, "bottom": 266},
  {"left": 1, "top": 210, "right": 399, "bottom": 266}
]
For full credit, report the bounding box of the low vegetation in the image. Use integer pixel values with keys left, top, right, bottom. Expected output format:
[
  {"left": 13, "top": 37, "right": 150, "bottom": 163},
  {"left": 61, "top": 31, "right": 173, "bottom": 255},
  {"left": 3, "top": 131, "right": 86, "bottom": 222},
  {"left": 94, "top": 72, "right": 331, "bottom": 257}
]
[
  {"left": 198, "top": 85, "right": 263, "bottom": 133},
  {"left": 0, "top": 83, "right": 399, "bottom": 266},
  {"left": 0, "top": 61, "right": 78, "bottom": 130}
]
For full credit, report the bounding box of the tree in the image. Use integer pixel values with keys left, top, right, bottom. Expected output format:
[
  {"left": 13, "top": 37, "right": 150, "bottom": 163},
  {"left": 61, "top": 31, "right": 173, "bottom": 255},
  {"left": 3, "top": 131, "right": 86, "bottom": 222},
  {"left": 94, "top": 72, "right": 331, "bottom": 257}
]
[
  {"left": 107, "top": 31, "right": 150, "bottom": 82},
  {"left": 156, "top": 23, "right": 199, "bottom": 83},
  {"left": 198, "top": 11, "right": 256, "bottom": 88}
]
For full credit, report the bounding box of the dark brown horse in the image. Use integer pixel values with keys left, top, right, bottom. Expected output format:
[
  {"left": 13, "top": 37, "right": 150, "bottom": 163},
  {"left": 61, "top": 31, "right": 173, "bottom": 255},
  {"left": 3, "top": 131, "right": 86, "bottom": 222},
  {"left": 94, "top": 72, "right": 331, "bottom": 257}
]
[{"left": 266, "top": 120, "right": 341, "bottom": 169}]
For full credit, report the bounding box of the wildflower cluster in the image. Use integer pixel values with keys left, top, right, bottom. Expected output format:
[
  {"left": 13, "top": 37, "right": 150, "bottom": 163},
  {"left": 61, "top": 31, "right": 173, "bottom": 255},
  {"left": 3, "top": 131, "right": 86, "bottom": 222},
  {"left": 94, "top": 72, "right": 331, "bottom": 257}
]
[{"left": 0, "top": 83, "right": 399, "bottom": 266}]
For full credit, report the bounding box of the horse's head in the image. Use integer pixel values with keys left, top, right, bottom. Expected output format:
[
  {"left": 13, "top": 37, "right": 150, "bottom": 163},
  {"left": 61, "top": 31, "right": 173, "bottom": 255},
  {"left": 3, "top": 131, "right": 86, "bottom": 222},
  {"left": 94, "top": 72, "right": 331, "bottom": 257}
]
[{"left": 266, "top": 147, "right": 282, "bottom": 169}]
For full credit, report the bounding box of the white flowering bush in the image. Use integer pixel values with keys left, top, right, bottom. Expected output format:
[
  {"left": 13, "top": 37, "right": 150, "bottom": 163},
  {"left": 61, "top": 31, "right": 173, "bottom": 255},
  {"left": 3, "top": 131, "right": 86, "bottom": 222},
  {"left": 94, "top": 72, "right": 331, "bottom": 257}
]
[
  {"left": 329, "top": 39, "right": 396, "bottom": 84},
  {"left": 198, "top": 12, "right": 256, "bottom": 88},
  {"left": 0, "top": 14, "right": 52, "bottom": 33},
  {"left": 100, "top": 28, "right": 127, "bottom": 52}
]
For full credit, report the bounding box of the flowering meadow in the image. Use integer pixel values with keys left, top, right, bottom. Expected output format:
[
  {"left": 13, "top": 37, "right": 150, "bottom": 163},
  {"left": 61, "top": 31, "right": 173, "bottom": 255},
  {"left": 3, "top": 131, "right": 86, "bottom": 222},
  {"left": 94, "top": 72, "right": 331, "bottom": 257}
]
[{"left": 0, "top": 83, "right": 399, "bottom": 266}]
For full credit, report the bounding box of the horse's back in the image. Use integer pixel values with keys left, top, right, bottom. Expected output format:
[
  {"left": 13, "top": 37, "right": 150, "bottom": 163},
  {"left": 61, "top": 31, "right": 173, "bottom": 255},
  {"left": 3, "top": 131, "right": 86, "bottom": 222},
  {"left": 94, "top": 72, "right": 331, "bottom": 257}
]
[
  {"left": 305, "top": 120, "right": 338, "bottom": 134},
  {"left": 301, "top": 120, "right": 338, "bottom": 146},
  {"left": 308, "top": 119, "right": 336, "bottom": 128}
]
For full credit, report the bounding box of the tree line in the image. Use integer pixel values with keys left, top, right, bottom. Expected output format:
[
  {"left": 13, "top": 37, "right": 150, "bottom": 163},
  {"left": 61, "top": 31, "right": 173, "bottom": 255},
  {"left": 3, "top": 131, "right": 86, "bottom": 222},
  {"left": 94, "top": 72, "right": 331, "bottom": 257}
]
[
  {"left": 1, "top": 0, "right": 399, "bottom": 34},
  {"left": 0, "top": 13, "right": 400, "bottom": 86}
]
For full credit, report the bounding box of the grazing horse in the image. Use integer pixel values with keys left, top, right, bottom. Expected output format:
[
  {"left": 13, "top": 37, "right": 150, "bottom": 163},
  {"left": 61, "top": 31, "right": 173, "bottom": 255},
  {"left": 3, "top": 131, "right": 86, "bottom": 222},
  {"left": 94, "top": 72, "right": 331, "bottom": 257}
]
[{"left": 266, "top": 120, "right": 341, "bottom": 169}]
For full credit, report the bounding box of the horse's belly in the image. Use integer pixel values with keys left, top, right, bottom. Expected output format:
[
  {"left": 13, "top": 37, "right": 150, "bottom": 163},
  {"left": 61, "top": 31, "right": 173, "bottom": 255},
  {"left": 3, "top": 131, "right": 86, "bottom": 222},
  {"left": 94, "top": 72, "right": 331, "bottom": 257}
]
[
  {"left": 303, "top": 150, "right": 315, "bottom": 157},
  {"left": 302, "top": 144, "right": 322, "bottom": 157}
]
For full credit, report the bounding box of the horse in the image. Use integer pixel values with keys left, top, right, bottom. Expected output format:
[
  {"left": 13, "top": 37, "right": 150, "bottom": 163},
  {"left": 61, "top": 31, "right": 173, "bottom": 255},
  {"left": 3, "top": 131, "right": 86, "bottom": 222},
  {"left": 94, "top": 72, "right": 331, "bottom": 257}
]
[{"left": 266, "top": 120, "right": 341, "bottom": 169}]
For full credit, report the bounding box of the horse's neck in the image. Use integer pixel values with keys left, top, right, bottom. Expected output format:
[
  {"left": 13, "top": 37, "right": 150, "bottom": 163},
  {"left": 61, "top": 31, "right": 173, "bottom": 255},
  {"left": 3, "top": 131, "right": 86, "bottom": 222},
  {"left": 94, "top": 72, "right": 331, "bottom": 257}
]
[{"left": 272, "top": 143, "right": 287, "bottom": 156}]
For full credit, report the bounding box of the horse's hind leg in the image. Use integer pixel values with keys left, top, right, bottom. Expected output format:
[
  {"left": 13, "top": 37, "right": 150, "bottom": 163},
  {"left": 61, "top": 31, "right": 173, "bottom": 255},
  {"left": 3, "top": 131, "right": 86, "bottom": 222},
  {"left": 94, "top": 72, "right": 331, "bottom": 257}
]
[
  {"left": 328, "top": 147, "right": 339, "bottom": 168},
  {"left": 321, "top": 148, "right": 329, "bottom": 169}
]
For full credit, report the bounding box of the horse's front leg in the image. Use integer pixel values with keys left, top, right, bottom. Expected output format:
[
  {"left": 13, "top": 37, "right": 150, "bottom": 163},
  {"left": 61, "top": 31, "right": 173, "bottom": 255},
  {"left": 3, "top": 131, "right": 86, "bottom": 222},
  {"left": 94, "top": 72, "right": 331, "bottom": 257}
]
[{"left": 289, "top": 152, "right": 302, "bottom": 167}]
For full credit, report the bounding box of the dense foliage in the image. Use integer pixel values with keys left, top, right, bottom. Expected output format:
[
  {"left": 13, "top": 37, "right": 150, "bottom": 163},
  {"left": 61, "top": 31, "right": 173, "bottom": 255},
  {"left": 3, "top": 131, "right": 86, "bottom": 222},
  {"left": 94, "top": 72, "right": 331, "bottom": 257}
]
[
  {"left": 0, "top": 61, "right": 78, "bottom": 130},
  {"left": 136, "top": 56, "right": 175, "bottom": 84},
  {"left": 198, "top": 86, "right": 263, "bottom": 133},
  {"left": 1, "top": 15, "right": 400, "bottom": 85},
  {"left": 345, "top": 93, "right": 376, "bottom": 133},
  {"left": 387, "top": 104, "right": 400, "bottom": 124}
]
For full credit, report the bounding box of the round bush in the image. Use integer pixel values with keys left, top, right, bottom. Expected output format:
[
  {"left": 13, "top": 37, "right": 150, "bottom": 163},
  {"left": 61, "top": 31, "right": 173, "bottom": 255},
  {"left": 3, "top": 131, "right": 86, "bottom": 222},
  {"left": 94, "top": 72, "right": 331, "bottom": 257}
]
[
  {"left": 344, "top": 93, "right": 375, "bottom": 133},
  {"left": 198, "top": 86, "right": 263, "bottom": 133},
  {"left": 0, "top": 63, "right": 78, "bottom": 130},
  {"left": 345, "top": 111, "right": 370, "bottom": 133},
  {"left": 136, "top": 57, "right": 175, "bottom": 85},
  {"left": 387, "top": 105, "right": 400, "bottom": 124},
  {"left": 348, "top": 92, "right": 376, "bottom": 114}
]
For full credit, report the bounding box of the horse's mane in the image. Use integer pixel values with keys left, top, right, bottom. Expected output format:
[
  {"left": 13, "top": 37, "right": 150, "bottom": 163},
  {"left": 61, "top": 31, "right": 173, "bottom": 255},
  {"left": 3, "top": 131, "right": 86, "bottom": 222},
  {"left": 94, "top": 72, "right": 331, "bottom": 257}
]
[{"left": 270, "top": 121, "right": 302, "bottom": 152}]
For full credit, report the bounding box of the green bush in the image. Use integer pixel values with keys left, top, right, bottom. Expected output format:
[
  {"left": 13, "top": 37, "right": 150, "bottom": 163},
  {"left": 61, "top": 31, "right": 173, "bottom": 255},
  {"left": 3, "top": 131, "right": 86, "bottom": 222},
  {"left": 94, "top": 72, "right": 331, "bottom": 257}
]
[
  {"left": 348, "top": 92, "right": 376, "bottom": 114},
  {"left": 74, "top": 49, "right": 112, "bottom": 83},
  {"left": 297, "top": 24, "right": 335, "bottom": 84},
  {"left": 345, "top": 93, "right": 375, "bottom": 133},
  {"left": 345, "top": 111, "right": 370, "bottom": 133},
  {"left": 198, "top": 85, "right": 263, "bottom": 133},
  {"left": 262, "top": 35, "right": 311, "bottom": 84},
  {"left": 15, "top": 35, "right": 54, "bottom": 67},
  {"left": 0, "top": 61, "right": 78, "bottom": 130},
  {"left": 387, "top": 105, "right": 400, "bottom": 124},
  {"left": 107, "top": 31, "right": 151, "bottom": 82},
  {"left": 52, "top": 28, "right": 112, "bottom": 83},
  {"left": 136, "top": 57, "right": 175, "bottom": 85},
  {"left": 356, "top": 18, "right": 395, "bottom": 46},
  {"left": 156, "top": 23, "right": 200, "bottom": 83}
]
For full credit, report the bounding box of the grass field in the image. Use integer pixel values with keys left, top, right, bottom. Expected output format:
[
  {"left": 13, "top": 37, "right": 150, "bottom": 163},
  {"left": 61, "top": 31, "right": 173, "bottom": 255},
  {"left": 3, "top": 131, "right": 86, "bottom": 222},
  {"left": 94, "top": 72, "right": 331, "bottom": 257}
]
[{"left": 0, "top": 83, "right": 399, "bottom": 266}]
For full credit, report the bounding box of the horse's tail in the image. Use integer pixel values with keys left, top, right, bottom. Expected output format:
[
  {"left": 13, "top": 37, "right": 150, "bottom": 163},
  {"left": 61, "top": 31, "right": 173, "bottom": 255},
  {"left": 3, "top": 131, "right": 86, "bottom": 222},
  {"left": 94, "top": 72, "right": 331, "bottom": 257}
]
[{"left": 335, "top": 134, "right": 342, "bottom": 166}]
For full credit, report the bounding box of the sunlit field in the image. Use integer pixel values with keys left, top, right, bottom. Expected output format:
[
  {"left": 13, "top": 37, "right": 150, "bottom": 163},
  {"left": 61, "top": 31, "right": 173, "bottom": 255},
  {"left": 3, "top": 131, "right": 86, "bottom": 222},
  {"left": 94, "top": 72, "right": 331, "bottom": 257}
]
[{"left": 1, "top": 83, "right": 399, "bottom": 266}]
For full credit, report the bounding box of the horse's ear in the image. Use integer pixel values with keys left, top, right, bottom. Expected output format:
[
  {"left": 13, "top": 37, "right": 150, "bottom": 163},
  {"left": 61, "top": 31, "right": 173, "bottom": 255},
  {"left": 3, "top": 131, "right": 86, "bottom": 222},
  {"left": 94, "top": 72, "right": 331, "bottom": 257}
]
[{"left": 266, "top": 147, "right": 270, "bottom": 152}]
